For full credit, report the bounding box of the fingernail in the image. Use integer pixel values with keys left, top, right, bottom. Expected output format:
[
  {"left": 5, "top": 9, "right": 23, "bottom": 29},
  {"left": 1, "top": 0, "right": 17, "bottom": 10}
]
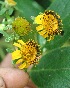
[{"left": 0, "top": 76, "right": 6, "bottom": 88}]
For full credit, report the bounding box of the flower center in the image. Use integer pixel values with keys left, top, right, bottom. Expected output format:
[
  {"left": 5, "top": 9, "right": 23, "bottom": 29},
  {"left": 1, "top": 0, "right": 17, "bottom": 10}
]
[
  {"left": 42, "top": 13, "right": 58, "bottom": 32},
  {"left": 20, "top": 40, "right": 39, "bottom": 65}
]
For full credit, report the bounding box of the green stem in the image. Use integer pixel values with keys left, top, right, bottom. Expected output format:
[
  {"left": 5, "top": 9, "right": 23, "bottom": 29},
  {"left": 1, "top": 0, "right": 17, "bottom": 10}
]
[
  {"left": 0, "top": 30, "right": 9, "bottom": 38},
  {"left": 0, "top": 48, "right": 5, "bottom": 59}
]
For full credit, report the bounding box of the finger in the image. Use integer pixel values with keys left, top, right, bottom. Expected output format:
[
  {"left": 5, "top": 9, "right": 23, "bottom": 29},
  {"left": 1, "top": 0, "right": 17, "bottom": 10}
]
[
  {"left": 24, "top": 86, "right": 31, "bottom": 88},
  {"left": 0, "top": 54, "right": 13, "bottom": 68},
  {"left": 0, "top": 68, "right": 29, "bottom": 88},
  {"left": 0, "top": 76, "right": 6, "bottom": 88},
  {"left": 24, "top": 79, "right": 37, "bottom": 88},
  {"left": 0, "top": 54, "right": 37, "bottom": 88}
]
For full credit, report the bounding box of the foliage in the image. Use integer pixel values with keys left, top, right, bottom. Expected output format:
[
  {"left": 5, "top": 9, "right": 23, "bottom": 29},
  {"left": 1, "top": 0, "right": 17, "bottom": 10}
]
[{"left": 0, "top": 0, "right": 70, "bottom": 88}]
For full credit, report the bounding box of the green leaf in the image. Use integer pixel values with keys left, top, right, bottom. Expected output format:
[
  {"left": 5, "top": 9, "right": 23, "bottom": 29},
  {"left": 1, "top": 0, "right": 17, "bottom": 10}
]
[
  {"left": 6, "top": 48, "right": 14, "bottom": 53},
  {"left": 0, "top": 8, "right": 7, "bottom": 15},
  {"left": 39, "top": 0, "right": 70, "bottom": 50},
  {"left": 8, "top": 7, "right": 14, "bottom": 15},
  {"left": 0, "top": 48, "right": 5, "bottom": 59},
  {"left": 0, "top": 30, "right": 9, "bottom": 37},
  {"left": 14, "top": 0, "right": 44, "bottom": 22},
  {"left": 48, "top": 0, "right": 70, "bottom": 19},
  {"left": 30, "top": 47, "right": 70, "bottom": 88},
  {"left": 0, "top": 1, "right": 5, "bottom": 5}
]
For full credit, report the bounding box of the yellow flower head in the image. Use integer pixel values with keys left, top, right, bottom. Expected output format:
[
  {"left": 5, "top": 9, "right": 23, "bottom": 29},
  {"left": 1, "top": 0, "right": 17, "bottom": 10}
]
[
  {"left": 12, "top": 39, "right": 41, "bottom": 69},
  {"left": 12, "top": 17, "right": 31, "bottom": 36},
  {"left": 5, "top": 0, "right": 16, "bottom": 6},
  {"left": 34, "top": 10, "right": 64, "bottom": 41}
]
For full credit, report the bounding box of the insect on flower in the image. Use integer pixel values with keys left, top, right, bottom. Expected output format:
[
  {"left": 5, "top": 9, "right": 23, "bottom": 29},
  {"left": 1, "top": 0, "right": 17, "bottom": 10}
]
[
  {"left": 34, "top": 10, "right": 64, "bottom": 41},
  {"left": 12, "top": 39, "right": 41, "bottom": 69}
]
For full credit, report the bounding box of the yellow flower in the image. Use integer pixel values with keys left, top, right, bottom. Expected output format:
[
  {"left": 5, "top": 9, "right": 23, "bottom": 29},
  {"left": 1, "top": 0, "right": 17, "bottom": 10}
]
[
  {"left": 12, "top": 40, "right": 41, "bottom": 69},
  {"left": 12, "top": 17, "right": 31, "bottom": 36},
  {"left": 5, "top": 0, "right": 16, "bottom": 6},
  {"left": 34, "top": 10, "right": 64, "bottom": 41}
]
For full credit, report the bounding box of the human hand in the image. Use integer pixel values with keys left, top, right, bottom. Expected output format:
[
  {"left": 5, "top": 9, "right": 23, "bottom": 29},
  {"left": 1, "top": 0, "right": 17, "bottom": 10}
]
[{"left": 0, "top": 54, "right": 37, "bottom": 88}]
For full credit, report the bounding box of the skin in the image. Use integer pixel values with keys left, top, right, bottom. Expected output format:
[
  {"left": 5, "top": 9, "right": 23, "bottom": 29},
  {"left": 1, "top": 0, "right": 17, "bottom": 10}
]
[{"left": 0, "top": 54, "right": 37, "bottom": 88}]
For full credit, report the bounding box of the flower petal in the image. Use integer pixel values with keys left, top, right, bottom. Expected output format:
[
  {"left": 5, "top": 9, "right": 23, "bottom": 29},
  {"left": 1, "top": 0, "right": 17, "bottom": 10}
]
[
  {"left": 17, "top": 40, "right": 25, "bottom": 45},
  {"left": 42, "top": 32, "right": 48, "bottom": 38},
  {"left": 39, "top": 29, "right": 47, "bottom": 34},
  {"left": 34, "top": 15, "right": 43, "bottom": 24},
  {"left": 47, "top": 36, "right": 54, "bottom": 41},
  {"left": 36, "top": 25, "right": 43, "bottom": 31},
  {"left": 18, "top": 62, "right": 26, "bottom": 69},
  {"left": 13, "top": 43, "right": 21, "bottom": 48},
  {"left": 12, "top": 50, "right": 22, "bottom": 60},
  {"left": 16, "top": 59, "right": 23, "bottom": 64}
]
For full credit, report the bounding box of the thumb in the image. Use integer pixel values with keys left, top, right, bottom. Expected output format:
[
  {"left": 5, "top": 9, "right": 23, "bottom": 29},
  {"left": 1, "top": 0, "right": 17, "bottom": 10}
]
[{"left": 0, "top": 68, "right": 29, "bottom": 88}]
